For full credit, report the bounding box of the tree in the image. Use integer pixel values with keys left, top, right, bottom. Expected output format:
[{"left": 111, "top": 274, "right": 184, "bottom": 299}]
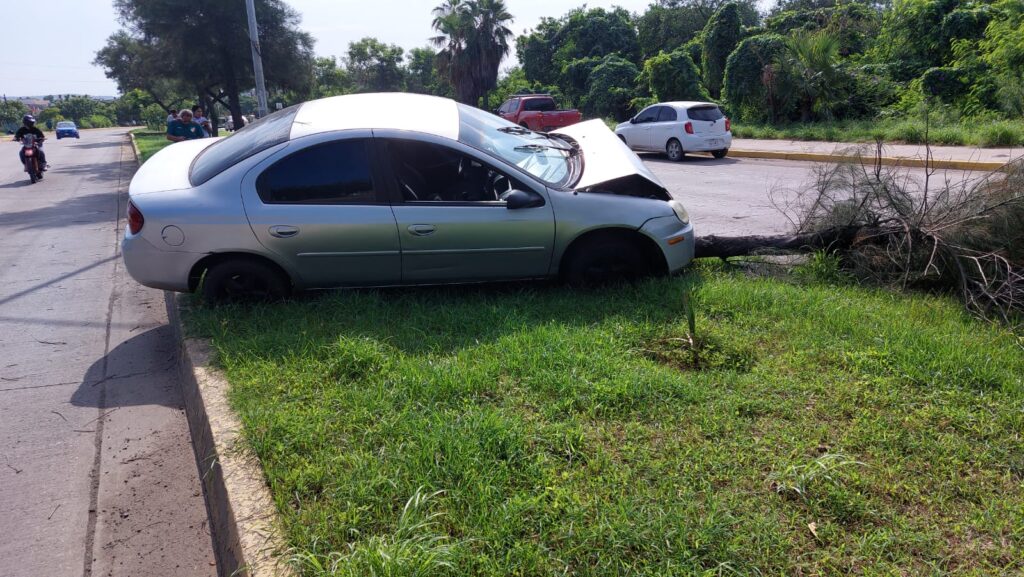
[
  {"left": 980, "top": 0, "right": 1024, "bottom": 116},
  {"left": 346, "top": 38, "right": 406, "bottom": 92},
  {"left": 53, "top": 95, "right": 99, "bottom": 124},
  {"left": 776, "top": 31, "right": 843, "bottom": 121},
  {"left": 701, "top": 2, "right": 744, "bottom": 98},
  {"left": 97, "top": 0, "right": 314, "bottom": 132},
  {"left": 583, "top": 55, "right": 640, "bottom": 120},
  {"left": 723, "top": 34, "right": 790, "bottom": 121},
  {"left": 516, "top": 17, "right": 563, "bottom": 86},
  {"left": 638, "top": 0, "right": 760, "bottom": 60},
  {"left": 641, "top": 49, "right": 709, "bottom": 102},
  {"left": 406, "top": 47, "right": 452, "bottom": 96},
  {"left": 312, "top": 57, "right": 351, "bottom": 98},
  {"left": 0, "top": 100, "right": 29, "bottom": 133},
  {"left": 432, "top": 0, "right": 515, "bottom": 106}
]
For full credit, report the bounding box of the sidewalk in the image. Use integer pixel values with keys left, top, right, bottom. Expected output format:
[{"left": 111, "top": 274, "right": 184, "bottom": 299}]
[{"left": 730, "top": 138, "right": 1021, "bottom": 170}]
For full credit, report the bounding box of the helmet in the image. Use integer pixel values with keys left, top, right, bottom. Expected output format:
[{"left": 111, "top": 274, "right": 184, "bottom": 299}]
[{"left": 23, "top": 114, "right": 35, "bottom": 125}]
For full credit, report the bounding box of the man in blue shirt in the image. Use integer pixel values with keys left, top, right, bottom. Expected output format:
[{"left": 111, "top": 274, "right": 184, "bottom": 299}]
[{"left": 166, "top": 109, "right": 205, "bottom": 142}]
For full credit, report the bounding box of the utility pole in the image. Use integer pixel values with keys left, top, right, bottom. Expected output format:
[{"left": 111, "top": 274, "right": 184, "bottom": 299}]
[{"left": 245, "top": 0, "right": 269, "bottom": 118}]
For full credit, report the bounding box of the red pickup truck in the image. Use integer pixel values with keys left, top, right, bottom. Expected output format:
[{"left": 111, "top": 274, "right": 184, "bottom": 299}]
[{"left": 496, "top": 95, "right": 583, "bottom": 132}]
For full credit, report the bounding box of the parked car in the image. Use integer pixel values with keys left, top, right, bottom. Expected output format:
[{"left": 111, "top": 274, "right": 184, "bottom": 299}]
[
  {"left": 55, "top": 121, "right": 80, "bottom": 139},
  {"left": 615, "top": 102, "right": 731, "bottom": 161},
  {"left": 122, "top": 93, "right": 694, "bottom": 302},
  {"left": 496, "top": 95, "right": 583, "bottom": 132}
]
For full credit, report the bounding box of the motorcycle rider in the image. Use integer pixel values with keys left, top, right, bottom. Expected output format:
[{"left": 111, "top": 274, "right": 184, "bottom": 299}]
[{"left": 15, "top": 115, "right": 48, "bottom": 171}]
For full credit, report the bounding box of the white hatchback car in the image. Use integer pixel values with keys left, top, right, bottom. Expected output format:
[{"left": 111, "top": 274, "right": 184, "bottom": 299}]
[{"left": 615, "top": 102, "right": 731, "bottom": 161}]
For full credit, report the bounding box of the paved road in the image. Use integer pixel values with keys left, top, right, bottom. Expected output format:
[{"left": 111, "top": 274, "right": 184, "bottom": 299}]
[
  {"left": 644, "top": 152, "right": 987, "bottom": 236},
  {"left": 0, "top": 129, "right": 216, "bottom": 577}
]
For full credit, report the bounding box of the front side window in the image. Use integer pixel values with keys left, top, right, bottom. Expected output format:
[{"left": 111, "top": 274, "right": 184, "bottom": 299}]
[
  {"left": 687, "top": 106, "right": 725, "bottom": 122},
  {"left": 457, "top": 104, "right": 575, "bottom": 188},
  {"left": 635, "top": 107, "right": 660, "bottom": 123},
  {"left": 190, "top": 104, "right": 300, "bottom": 185},
  {"left": 256, "top": 139, "right": 376, "bottom": 204},
  {"left": 388, "top": 139, "right": 522, "bottom": 203}
]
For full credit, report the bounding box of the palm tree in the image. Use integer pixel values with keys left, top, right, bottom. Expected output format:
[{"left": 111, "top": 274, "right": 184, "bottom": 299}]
[
  {"left": 431, "top": 0, "right": 514, "bottom": 106},
  {"left": 776, "top": 31, "right": 842, "bottom": 122}
]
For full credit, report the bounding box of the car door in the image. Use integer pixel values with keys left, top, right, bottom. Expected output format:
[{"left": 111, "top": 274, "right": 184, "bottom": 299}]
[
  {"left": 380, "top": 136, "right": 555, "bottom": 283},
  {"left": 626, "top": 106, "right": 661, "bottom": 150},
  {"left": 651, "top": 106, "right": 678, "bottom": 151},
  {"left": 240, "top": 132, "right": 402, "bottom": 288}
]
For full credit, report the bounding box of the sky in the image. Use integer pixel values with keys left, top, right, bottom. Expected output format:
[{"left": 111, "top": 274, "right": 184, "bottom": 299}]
[{"left": 0, "top": 0, "right": 658, "bottom": 98}]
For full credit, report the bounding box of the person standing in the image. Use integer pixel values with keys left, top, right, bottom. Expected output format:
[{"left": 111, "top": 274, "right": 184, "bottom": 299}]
[
  {"left": 192, "top": 105, "right": 212, "bottom": 137},
  {"left": 165, "top": 109, "right": 204, "bottom": 142},
  {"left": 166, "top": 109, "right": 178, "bottom": 124}
]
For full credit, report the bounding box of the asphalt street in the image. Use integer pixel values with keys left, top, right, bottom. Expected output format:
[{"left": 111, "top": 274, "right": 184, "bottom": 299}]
[
  {"left": 644, "top": 151, "right": 986, "bottom": 237},
  {"left": 0, "top": 128, "right": 216, "bottom": 577}
]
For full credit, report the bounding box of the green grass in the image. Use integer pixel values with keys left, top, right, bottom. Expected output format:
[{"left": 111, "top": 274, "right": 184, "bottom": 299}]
[
  {"left": 131, "top": 130, "right": 172, "bottom": 163},
  {"left": 185, "top": 265, "right": 1024, "bottom": 576},
  {"left": 732, "top": 118, "right": 1024, "bottom": 147}
]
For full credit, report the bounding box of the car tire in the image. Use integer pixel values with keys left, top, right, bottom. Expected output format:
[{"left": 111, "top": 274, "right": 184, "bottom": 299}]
[
  {"left": 618, "top": 135, "right": 627, "bottom": 145},
  {"left": 201, "top": 258, "right": 290, "bottom": 304},
  {"left": 666, "top": 138, "right": 684, "bottom": 161},
  {"left": 712, "top": 148, "right": 728, "bottom": 159},
  {"left": 563, "top": 237, "right": 649, "bottom": 287}
]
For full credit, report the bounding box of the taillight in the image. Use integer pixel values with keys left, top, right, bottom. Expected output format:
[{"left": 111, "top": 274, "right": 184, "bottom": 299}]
[
  {"left": 725, "top": 117, "right": 731, "bottom": 132},
  {"left": 684, "top": 122, "right": 694, "bottom": 135},
  {"left": 127, "top": 200, "right": 144, "bottom": 234}
]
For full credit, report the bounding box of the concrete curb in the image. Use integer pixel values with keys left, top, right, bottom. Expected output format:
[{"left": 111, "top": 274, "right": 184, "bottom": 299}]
[
  {"left": 167, "top": 294, "right": 296, "bottom": 577},
  {"left": 727, "top": 148, "right": 1007, "bottom": 171},
  {"left": 128, "top": 131, "right": 142, "bottom": 164}
]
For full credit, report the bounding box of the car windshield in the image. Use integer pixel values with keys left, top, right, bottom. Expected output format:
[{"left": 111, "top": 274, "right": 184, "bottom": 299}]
[
  {"left": 457, "top": 104, "right": 573, "bottom": 187},
  {"left": 189, "top": 105, "right": 300, "bottom": 185},
  {"left": 56, "top": 122, "right": 74, "bottom": 128}
]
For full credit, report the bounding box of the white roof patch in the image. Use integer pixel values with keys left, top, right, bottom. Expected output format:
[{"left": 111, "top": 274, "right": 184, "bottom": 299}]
[{"left": 290, "top": 93, "right": 461, "bottom": 140}]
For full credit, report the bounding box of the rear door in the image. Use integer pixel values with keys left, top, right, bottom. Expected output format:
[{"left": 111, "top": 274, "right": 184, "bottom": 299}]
[
  {"left": 240, "top": 132, "right": 402, "bottom": 288},
  {"left": 651, "top": 106, "right": 679, "bottom": 151}
]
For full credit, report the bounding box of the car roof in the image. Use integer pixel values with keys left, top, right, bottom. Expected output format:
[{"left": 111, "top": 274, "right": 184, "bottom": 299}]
[
  {"left": 658, "top": 101, "right": 721, "bottom": 109},
  {"left": 290, "top": 92, "right": 460, "bottom": 140}
]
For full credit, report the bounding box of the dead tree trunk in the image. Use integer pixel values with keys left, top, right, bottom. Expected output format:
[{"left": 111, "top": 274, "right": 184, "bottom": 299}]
[{"left": 695, "top": 226, "right": 886, "bottom": 259}]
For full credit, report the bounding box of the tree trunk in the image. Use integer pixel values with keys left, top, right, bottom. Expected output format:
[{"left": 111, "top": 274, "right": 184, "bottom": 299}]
[{"left": 694, "top": 226, "right": 877, "bottom": 259}]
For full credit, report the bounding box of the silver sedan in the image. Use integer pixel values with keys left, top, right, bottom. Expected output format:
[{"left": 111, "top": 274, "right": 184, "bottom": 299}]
[{"left": 122, "top": 93, "right": 695, "bottom": 301}]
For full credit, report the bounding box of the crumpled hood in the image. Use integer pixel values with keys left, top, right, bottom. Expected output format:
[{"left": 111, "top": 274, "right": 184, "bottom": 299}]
[{"left": 552, "top": 119, "right": 667, "bottom": 191}]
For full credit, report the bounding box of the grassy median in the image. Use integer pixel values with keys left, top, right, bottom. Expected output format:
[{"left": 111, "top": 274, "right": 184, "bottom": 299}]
[
  {"left": 131, "top": 130, "right": 172, "bottom": 163},
  {"left": 185, "top": 264, "right": 1023, "bottom": 576},
  {"left": 732, "top": 118, "right": 1024, "bottom": 148}
]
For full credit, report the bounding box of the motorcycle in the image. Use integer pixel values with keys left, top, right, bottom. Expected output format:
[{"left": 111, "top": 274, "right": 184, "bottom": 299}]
[{"left": 20, "top": 134, "right": 44, "bottom": 184}]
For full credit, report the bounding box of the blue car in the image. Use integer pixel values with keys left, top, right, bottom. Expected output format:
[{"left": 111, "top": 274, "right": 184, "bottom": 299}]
[{"left": 55, "top": 121, "right": 80, "bottom": 139}]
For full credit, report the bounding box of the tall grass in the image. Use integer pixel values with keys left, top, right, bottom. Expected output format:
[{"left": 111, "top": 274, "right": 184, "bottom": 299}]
[{"left": 732, "top": 118, "right": 1024, "bottom": 147}]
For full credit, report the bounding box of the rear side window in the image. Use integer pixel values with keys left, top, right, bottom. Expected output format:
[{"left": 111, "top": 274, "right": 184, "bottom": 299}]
[
  {"left": 657, "top": 107, "right": 678, "bottom": 122},
  {"left": 687, "top": 106, "right": 724, "bottom": 121},
  {"left": 256, "top": 139, "right": 377, "bottom": 204},
  {"left": 524, "top": 98, "right": 556, "bottom": 112},
  {"left": 190, "top": 104, "right": 300, "bottom": 185}
]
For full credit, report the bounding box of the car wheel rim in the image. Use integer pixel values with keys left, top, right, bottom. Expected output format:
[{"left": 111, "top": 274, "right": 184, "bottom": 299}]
[{"left": 668, "top": 142, "right": 682, "bottom": 159}]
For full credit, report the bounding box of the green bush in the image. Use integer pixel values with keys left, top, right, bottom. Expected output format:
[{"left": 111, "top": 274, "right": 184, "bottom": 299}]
[
  {"left": 701, "top": 2, "right": 743, "bottom": 98},
  {"left": 979, "top": 122, "right": 1023, "bottom": 147},
  {"left": 723, "top": 34, "right": 789, "bottom": 122},
  {"left": 87, "top": 114, "right": 114, "bottom": 129},
  {"left": 582, "top": 55, "right": 640, "bottom": 121},
  {"left": 640, "top": 49, "right": 708, "bottom": 102}
]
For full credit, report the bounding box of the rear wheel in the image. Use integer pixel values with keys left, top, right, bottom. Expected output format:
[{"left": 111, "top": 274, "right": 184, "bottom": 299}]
[
  {"left": 666, "top": 139, "right": 684, "bottom": 161},
  {"left": 201, "top": 259, "right": 290, "bottom": 304},
  {"left": 563, "top": 238, "right": 649, "bottom": 287},
  {"left": 712, "top": 148, "right": 728, "bottom": 159}
]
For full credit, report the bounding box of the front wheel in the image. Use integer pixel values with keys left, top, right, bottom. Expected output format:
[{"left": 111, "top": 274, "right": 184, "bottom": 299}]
[
  {"left": 666, "top": 139, "right": 685, "bottom": 162},
  {"left": 563, "top": 239, "right": 649, "bottom": 287},
  {"left": 712, "top": 148, "right": 728, "bottom": 159},
  {"left": 26, "top": 160, "right": 37, "bottom": 184},
  {"left": 201, "top": 259, "right": 290, "bottom": 304}
]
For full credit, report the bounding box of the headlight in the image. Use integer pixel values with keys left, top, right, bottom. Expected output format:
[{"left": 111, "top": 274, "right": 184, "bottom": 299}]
[{"left": 668, "top": 200, "right": 690, "bottom": 224}]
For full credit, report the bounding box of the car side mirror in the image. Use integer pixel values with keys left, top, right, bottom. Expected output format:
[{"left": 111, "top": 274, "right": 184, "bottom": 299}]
[
  {"left": 504, "top": 189, "right": 545, "bottom": 210},
  {"left": 629, "top": 117, "right": 637, "bottom": 124}
]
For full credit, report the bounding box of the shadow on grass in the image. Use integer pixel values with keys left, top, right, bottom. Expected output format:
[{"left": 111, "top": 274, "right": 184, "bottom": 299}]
[{"left": 184, "top": 275, "right": 704, "bottom": 359}]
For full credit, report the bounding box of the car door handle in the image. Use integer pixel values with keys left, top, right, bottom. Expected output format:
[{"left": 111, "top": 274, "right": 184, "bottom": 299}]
[
  {"left": 407, "top": 224, "right": 436, "bottom": 236},
  {"left": 269, "top": 225, "right": 299, "bottom": 238}
]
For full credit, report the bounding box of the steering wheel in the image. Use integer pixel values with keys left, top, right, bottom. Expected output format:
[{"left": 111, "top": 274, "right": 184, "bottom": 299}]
[{"left": 487, "top": 171, "right": 513, "bottom": 200}]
